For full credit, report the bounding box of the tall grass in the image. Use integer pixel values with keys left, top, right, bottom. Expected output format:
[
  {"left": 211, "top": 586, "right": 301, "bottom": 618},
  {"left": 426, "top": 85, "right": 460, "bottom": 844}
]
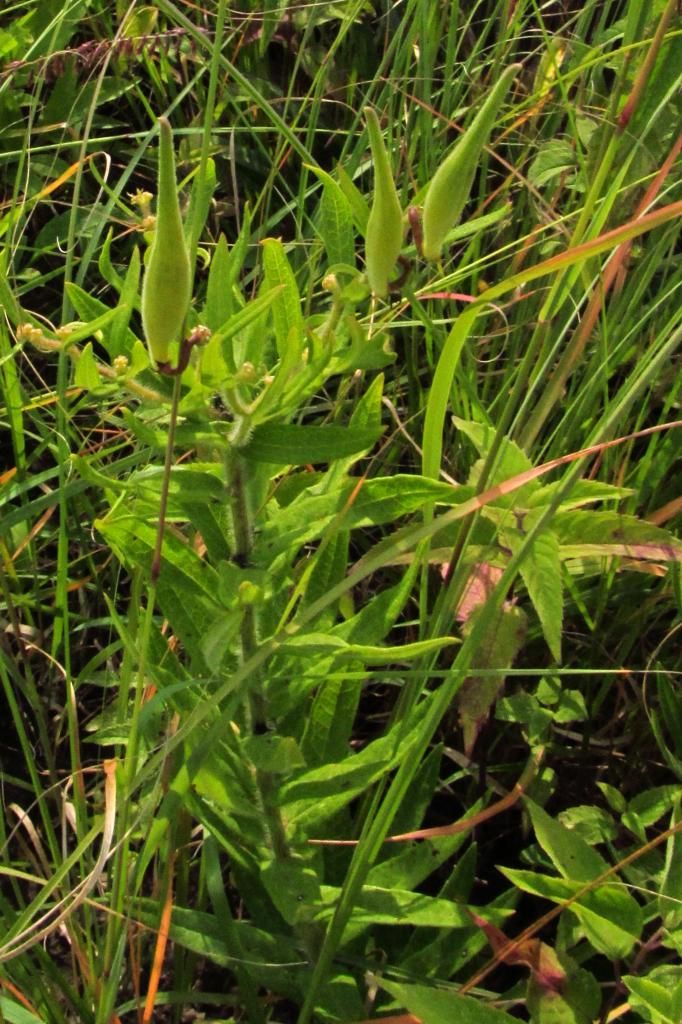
[{"left": 0, "top": 1, "right": 681, "bottom": 1022}]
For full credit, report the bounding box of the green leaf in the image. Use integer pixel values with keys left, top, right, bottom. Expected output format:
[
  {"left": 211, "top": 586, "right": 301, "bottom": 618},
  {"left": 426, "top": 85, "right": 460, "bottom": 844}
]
[
  {"left": 259, "top": 476, "right": 471, "bottom": 562},
  {"left": 261, "top": 237, "right": 304, "bottom": 360},
  {"left": 281, "top": 632, "right": 458, "bottom": 662},
  {"left": 109, "top": 244, "right": 141, "bottom": 358},
  {"left": 315, "top": 886, "right": 507, "bottom": 930},
  {"left": 526, "top": 798, "right": 611, "bottom": 881},
  {"left": 134, "top": 900, "right": 304, "bottom": 996},
  {"left": 0, "top": 998, "right": 46, "bottom": 1024},
  {"left": 74, "top": 341, "right": 102, "bottom": 390},
  {"left": 623, "top": 966, "right": 682, "bottom": 1024},
  {"left": 502, "top": 522, "right": 562, "bottom": 662},
  {"left": 280, "top": 730, "right": 411, "bottom": 830},
  {"left": 261, "top": 859, "right": 321, "bottom": 925},
  {"left": 336, "top": 162, "right": 370, "bottom": 234},
  {"left": 377, "top": 977, "right": 519, "bottom": 1024},
  {"left": 242, "top": 734, "right": 305, "bottom": 775},
  {"left": 301, "top": 672, "right": 360, "bottom": 766},
  {"left": 308, "top": 165, "right": 356, "bottom": 269},
  {"left": 500, "top": 866, "right": 641, "bottom": 958},
  {"left": 527, "top": 139, "right": 577, "bottom": 188},
  {"left": 554, "top": 511, "right": 682, "bottom": 563},
  {"left": 453, "top": 415, "right": 539, "bottom": 506},
  {"left": 529, "top": 479, "right": 634, "bottom": 510},
  {"left": 243, "top": 423, "right": 382, "bottom": 465},
  {"left": 204, "top": 233, "right": 235, "bottom": 331},
  {"left": 660, "top": 801, "right": 682, "bottom": 928},
  {"left": 458, "top": 604, "right": 528, "bottom": 754}
]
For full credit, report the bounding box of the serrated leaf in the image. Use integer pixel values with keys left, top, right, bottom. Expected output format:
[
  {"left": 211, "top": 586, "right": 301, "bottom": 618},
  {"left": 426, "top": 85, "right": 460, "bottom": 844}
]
[
  {"left": 308, "top": 165, "right": 355, "bottom": 269},
  {"left": 502, "top": 523, "right": 562, "bottom": 661},
  {"left": 454, "top": 417, "right": 539, "bottom": 505}
]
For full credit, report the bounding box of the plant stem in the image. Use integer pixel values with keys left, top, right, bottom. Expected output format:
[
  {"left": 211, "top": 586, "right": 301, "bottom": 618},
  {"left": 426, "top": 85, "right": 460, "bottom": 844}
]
[{"left": 226, "top": 447, "right": 290, "bottom": 862}]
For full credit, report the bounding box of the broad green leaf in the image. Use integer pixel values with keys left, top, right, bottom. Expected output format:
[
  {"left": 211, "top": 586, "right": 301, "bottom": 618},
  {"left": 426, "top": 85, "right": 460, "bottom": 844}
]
[
  {"left": 377, "top": 977, "right": 518, "bottom": 1024},
  {"left": 281, "top": 632, "right": 458, "bottom": 662},
  {"left": 95, "top": 511, "right": 221, "bottom": 669},
  {"left": 529, "top": 479, "right": 634, "bottom": 510},
  {"left": 524, "top": 799, "right": 643, "bottom": 954},
  {"left": 74, "top": 341, "right": 101, "bottom": 390},
  {"left": 554, "top": 511, "right": 682, "bottom": 562},
  {"left": 242, "top": 734, "right": 305, "bottom": 774},
  {"left": 557, "top": 805, "right": 617, "bottom": 844},
  {"left": 528, "top": 139, "right": 577, "bottom": 188},
  {"left": 526, "top": 798, "right": 611, "bottom": 880},
  {"left": 366, "top": 836, "right": 473, "bottom": 904},
  {"left": 261, "top": 237, "right": 304, "bottom": 360},
  {"left": 500, "top": 867, "right": 641, "bottom": 958},
  {"left": 527, "top": 969, "right": 599, "bottom": 1024},
  {"left": 134, "top": 900, "right": 304, "bottom": 996},
  {"left": 301, "top": 673, "right": 361, "bottom": 766},
  {"left": 623, "top": 966, "right": 682, "bottom": 1024},
  {"left": 207, "top": 283, "right": 283, "bottom": 377},
  {"left": 244, "top": 422, "right": 381, "bottom": 465},
  {"left": 258, "top": 476, "right": 471, "bottom": 561},
  {"left": 280, "top": 730, "right": 413, "bottom": 830},
  {"left": 261, "top": 859, "right": 321, "bottom": 925},
  {"left": 314, "top": 886, "right": 508, "bottom": 930}
]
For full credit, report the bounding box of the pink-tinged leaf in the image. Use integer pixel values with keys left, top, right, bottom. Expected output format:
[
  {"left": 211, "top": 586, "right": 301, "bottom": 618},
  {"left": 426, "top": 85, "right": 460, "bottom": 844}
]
[
  {"left": 452, "top": 562, "right": 504, "bottom": 622},
  {"left": 458, "top": 604, "right": 527, "bottom": 755}
]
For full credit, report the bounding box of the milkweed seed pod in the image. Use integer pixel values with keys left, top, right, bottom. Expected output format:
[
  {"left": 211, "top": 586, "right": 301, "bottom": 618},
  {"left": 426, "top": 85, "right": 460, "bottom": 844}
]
[
  {"left": 364, "top": 107, "right": 404, "bottom": 298},
  {"left": 421, "top": 63, "right": 521, "bottom": 262},
  {"left": 141, "top": 117, "right": 192, "bottom": 366}
]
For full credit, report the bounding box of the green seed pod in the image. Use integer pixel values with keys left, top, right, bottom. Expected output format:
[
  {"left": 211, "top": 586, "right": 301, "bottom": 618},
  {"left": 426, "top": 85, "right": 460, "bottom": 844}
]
[
  {"left": 364, "top": 107, "right": 404, "bottom": 298},
  {"left": 141, "top": 117, "right": 192, "bottom": 366},
  {"left": 422, "top": 64, "right": 521, "bottom": 262}
]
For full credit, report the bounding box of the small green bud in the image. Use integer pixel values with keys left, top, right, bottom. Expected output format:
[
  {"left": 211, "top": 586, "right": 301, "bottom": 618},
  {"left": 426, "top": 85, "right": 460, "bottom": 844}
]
[
  {"left": 422, "top": 64, "right": 521, "bottom": 262},
  {"left": 141, "top": 117, "right": 192, "bottom": 367},
  {"left": 364, "top": 107, "right": 404, "bottom": 298}
]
